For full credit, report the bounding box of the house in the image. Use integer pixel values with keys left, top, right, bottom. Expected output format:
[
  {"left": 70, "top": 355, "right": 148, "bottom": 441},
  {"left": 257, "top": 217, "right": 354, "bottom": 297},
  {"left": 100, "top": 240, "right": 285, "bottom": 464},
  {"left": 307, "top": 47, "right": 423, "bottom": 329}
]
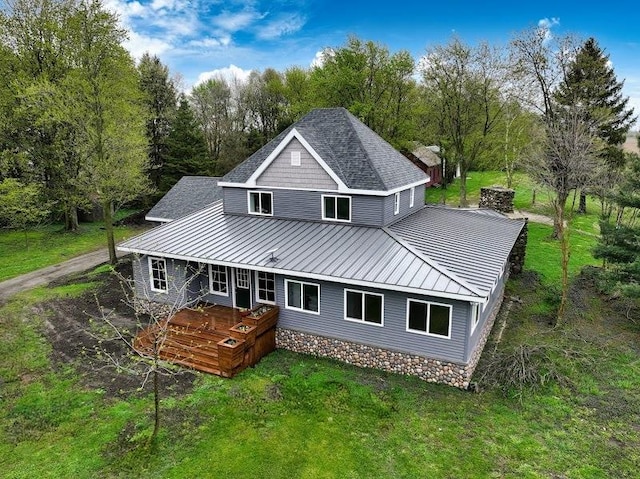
[
  {"left": 403, "top": 143, "right": 443, "bottom": 187},
  {"left": 145, "top": 176, "right": 222, "bottom": 224},
  {"left": 118, "top": 107, "right": 525, "bottom": 388}
]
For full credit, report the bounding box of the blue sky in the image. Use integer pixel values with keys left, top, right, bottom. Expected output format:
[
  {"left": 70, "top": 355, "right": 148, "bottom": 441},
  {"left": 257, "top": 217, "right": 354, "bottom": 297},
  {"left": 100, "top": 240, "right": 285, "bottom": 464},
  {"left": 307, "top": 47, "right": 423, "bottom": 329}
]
[{"left": 105, "top": 0, "right": 640, "bottom": 127}]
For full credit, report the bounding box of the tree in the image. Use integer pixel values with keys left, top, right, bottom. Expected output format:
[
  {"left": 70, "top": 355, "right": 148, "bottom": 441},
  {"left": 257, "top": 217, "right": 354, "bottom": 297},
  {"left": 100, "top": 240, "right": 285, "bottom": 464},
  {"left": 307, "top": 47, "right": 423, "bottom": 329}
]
[
  {"left": 95, "top": 259, "right": 205, "bottom": 442},
  {"left": 161, "top": 94, "right": 209, "bottom": 192},
  {"left": 593, "top": 152, "right": 640, "bottom": 298},
  {"left": 527, "top": 106, "right": 601, "bottom": 323},
  {"left": 63, "top": 0, "right": 149, "bottom": 264},
  {"left": 242, "top": 68, "right": 289, "bottom": 147},
  {"left": 191, "top": 76, "right": 232, "bottom": 172},
  {"left": 0, "top": 0, "right": 84, "bottom": 231},
  {"left": 309, "top": 36, "right": 419, "bottom": 146},
  {"left": 555, "top": 38, "right": 636, "bottom": 213},
  {"left": 0, "top": 177, "right": 51, "bottom": 247},
  {"left": 138, "top": 53, "right": 177, "bottom": 191},
  {"left": 420, "top": 37, "right": 505, "bottom": 206}
]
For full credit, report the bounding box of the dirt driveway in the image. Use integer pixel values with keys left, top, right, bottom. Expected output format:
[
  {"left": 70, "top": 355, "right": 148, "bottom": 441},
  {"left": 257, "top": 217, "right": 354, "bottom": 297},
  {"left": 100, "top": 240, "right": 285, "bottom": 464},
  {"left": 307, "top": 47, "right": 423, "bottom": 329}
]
[{"left": 0, "top": 248, "right": 127, "bottom": 304}]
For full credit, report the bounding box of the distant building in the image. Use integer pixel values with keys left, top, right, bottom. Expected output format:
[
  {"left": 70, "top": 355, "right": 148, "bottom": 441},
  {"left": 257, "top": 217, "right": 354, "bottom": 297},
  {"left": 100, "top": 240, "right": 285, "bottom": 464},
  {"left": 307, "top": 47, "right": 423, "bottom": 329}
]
[{"left": 402, "top": 143, "right": 443, "bottom": 187}]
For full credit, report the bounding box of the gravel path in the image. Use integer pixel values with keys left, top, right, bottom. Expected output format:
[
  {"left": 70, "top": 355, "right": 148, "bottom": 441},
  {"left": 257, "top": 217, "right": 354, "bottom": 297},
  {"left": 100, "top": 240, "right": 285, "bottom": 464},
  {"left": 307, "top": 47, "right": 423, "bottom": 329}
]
[{"left": 0, "top": 248, "right": 126, "bottom": 304}]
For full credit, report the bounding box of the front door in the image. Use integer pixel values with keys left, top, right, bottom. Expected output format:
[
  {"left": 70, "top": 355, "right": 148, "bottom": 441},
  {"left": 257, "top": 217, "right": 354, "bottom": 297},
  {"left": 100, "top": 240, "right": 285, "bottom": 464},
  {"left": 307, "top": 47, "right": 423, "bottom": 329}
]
[{"left": 234, "top": 268, "right": 252, "bottom": 309}]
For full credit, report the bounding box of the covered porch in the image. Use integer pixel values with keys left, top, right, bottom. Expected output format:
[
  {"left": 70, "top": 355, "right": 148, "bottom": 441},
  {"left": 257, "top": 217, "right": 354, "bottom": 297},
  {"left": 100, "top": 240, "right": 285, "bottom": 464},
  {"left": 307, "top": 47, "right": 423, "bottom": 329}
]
[{"left": 134, "top": 303, "right": 279, "bottom": 378}]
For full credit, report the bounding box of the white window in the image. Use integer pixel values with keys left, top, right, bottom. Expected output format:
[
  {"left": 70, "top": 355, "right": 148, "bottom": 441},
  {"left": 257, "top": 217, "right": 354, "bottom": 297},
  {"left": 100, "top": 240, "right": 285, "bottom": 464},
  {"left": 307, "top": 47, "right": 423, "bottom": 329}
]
[
  {"left": 256, "top": 271, "right": 276, "bottom": 303},
  {"left": 394, "top": 192, "right": 400, "bottom": 215},
  {"left": 248, "top": 191, "right": 273, "bottom": 216},
  {"left": 208, "top": 264, "right": 228, "bottom": 296},
  {"left": 236, "top": 268, "right": 250, "bottom": 289},
  {"left": 410, "top": 187, "right": 415, "bottom": 208},
  {"left": 291, "top": 150, "right": 301, "bottom": 166},
  {"left": 149, "top": 257, "right": 168, "bottom": 293},
  {"left": 322, "top": 195, "right": 351, "bottom": 222},
  {"left": 471, "top": 303, "right": 480, "bottom": 333},
  {"left": 285, "top": 279, "right": 320, "bottom": 314},
  {"left": 344, "top": 289, "right": 384, "bottom": 326},
  {"left": 406, "top": 299, "right": 452, "bottom": 338}
]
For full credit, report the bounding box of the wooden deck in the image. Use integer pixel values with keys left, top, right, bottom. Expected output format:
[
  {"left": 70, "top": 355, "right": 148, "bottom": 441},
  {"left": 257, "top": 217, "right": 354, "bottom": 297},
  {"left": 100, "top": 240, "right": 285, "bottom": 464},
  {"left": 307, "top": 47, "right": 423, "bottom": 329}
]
[{"left": 134, "top": 304, "right": 279, "bottom": 378}]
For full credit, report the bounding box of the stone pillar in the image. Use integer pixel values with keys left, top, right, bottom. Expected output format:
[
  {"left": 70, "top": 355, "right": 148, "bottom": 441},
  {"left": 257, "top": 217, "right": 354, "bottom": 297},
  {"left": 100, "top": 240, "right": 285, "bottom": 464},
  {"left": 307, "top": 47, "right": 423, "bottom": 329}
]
[
  {"left": 479, "top": 186, "right": 515, "bottom": 213},
  {"left": 508, "top": 219, "right": 528, "bottom": 275}
]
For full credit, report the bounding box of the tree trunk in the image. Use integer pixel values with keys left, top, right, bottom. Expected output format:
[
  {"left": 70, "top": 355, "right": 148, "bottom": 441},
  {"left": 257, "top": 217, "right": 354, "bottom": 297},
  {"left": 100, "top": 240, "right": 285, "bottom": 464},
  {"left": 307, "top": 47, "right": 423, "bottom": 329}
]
[
  {"left": 152, "top": 368, "right": 160, "bottom": 441},
  {"left": 459, "top": 173, "right": 468, "bottom": 207},
  {"left": 577, "top": 191, "right": 587, "bottom": 214},
  {"left": 103, "top": 200, "right": 117, "bottom": 265},
  {"left": 64, "top": 205, "right": 79, "bottom": 232},
  {"left": 556, "top": 203, "right": 570, "bottom": 326}
]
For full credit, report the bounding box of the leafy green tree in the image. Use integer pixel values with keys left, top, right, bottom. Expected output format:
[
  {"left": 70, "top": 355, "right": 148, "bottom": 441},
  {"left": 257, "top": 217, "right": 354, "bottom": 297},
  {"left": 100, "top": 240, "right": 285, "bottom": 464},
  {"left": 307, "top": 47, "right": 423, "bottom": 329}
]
[
  {"left": 161, "top": 95, "right": 209, "bottom": 192},
  {"left": 420, "top": 37, "right": 505, "bottom": 206},
  {"left": 555, "top": 38, "right": 636, "bottom": 213},
  {"left": 63, "top": 0, "right": 149, "bottom": 264},
  {"left": 138, "top": 53, "right": 177, "bottom": 190},
  {"left": 0, "top": 178, "right": 51, "bottom": 247},
  {"left": 0, "top": 0, "right": 83, "bottom": 230},
  {"left": 309, "top": 36, "right": 418, "bottom": 146}
]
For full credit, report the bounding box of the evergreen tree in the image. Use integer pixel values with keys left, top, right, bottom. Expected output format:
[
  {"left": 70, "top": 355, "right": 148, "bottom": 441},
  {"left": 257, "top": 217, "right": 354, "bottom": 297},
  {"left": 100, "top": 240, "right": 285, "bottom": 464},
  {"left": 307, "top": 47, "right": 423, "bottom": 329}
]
[
  {"left": 594, "top": 153, "right": 640, "bottom": 298},
  {"left": 138, "top": 53, "right": 177, "bottom": 190},
  {"left": 161, "top": 95, "right": 209, "bottom": 193},
  {"left": 555, "top": 38, "right": 636, "bottom": 213}
]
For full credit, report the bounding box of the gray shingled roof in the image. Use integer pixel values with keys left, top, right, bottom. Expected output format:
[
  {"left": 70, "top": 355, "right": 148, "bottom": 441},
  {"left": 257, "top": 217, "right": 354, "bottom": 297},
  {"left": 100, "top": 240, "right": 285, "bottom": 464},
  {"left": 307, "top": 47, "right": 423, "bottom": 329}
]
[
  {"left": 389, "top": 206, "right": 525, "bottom": 294},
  {"left": 222, "top": 108, "right": 427, "bottom": 191},
  {"left": 146, "top": 176, "right": 222, "bottom": 222},
  {"left": 121, "top": 203, "right": 524, "bottom": 301}
]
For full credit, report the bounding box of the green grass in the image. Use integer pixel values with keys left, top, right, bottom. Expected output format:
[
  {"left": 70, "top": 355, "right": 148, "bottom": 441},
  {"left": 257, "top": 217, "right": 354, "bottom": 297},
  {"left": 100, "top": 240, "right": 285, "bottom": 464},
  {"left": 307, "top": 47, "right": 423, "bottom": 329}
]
[
  {"left": 0, "top": 180, "right": 637, "bottom": 477},
  {"left": 0, "top": 221, "right": 145, "bottom": 282}
]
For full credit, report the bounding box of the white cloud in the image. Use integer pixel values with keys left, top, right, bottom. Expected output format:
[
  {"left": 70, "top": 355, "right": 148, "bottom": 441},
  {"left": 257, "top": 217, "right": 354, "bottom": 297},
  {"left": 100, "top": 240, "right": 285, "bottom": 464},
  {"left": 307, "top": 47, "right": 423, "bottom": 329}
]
[
  {"left": 194, "top": 64, "right": 253, "bottom": 87},
  {"left": 256, "top": 14, "right": 306, "bottom": 40},
  {"left": 188, "top": 36, "right": 231, "bottom": 49},
  {"left": 310, "top": 48, "right": 333, "bottom": 68},
  {"left": 212, "top": 9, "right": 265, "bottom": 32},
  {"left": 124, "top": 30, "right": 173, "bottom": 59},
  {"left": 537, "top": 17, "right": 560, "bottom": 44}
]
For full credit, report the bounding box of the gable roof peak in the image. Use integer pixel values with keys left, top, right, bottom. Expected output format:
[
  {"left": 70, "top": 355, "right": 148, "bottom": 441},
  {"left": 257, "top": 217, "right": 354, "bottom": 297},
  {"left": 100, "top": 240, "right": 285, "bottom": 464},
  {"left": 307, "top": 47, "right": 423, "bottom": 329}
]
[{"left": 222, "top": 107, "right": 427, "bottom": 192}]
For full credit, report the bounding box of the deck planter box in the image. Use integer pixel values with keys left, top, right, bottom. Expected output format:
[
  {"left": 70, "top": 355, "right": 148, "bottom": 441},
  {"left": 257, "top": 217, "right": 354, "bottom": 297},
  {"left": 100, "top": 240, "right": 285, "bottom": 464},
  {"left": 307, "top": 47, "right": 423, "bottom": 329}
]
[{"left": 217, "top": 337, "right": 245, "bottom": 377}]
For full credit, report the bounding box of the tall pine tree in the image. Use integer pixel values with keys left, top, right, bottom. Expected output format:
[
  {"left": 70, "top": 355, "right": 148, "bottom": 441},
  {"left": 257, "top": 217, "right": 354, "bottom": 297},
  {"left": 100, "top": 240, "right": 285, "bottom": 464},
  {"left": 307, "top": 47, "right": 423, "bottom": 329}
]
[
  {"left": 138, "top": 53, "right": 177, "bottom": 191},
  {"left": 555, "top": 38, "right": 636, "bottom": 213},
  {"left": 160, "top": 95, "right": 209, "bottom": 193}
]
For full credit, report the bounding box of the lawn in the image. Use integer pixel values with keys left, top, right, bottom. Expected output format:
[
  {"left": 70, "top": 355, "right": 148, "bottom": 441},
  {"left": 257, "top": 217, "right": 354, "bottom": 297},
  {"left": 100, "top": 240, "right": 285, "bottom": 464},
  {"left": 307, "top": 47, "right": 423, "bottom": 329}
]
[
  {"left": 0, "top": 213, "right": 147, "bottom": 282},
  {"left": 0, "top": 177, "right": 637, "bottom": 478}
]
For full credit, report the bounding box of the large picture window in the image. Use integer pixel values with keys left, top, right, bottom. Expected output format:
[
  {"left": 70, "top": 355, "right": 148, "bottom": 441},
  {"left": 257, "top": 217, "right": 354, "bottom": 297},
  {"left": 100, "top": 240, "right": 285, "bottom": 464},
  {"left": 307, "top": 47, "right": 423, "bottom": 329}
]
[
  {"left": 285, "top": 279, "right": 320, "bottom": 314},
  {"left": 209, "top": 264, "right": 228, "bottom": 295},
  {"left": 322, "top": 195, "right": 351, "bottom": 222},
  {"left": 149, "top": 257, "right": 168, "bottom": 293},
  {"left": 406, "top": 299, "right": 452, "bottom": 338},
  {"left": 248, "top": 191, "right": 273, "bottom": 216},
  {"left": 345, "top": 289, "right": 383, "bottom": 326},
  {"left": 256, "top": 271, "right": 276, "bottom": 303}
]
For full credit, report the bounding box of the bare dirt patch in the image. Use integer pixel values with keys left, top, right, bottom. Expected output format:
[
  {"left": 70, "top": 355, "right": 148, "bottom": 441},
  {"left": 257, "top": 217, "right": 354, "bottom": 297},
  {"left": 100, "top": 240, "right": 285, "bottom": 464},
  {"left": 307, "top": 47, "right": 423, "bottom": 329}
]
[{"left": 39, "top": 258, "right": 197, "bottom": 398}]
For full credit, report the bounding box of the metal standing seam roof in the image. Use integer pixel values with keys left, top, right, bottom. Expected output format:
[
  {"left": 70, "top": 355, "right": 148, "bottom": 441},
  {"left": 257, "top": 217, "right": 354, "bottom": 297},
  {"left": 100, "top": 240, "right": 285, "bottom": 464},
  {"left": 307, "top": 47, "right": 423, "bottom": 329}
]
[
  {"left": 221, "top": 108, "right": 427, "bottom": 191},
  {"left": 118, "top": 202, "right": 489, "bottom": 301},
  {"left": 146, "top": 176, "right": 222, "bottom": 222},
  {"left": 388, "top": 206, "right": 526, "bottom": 295}
]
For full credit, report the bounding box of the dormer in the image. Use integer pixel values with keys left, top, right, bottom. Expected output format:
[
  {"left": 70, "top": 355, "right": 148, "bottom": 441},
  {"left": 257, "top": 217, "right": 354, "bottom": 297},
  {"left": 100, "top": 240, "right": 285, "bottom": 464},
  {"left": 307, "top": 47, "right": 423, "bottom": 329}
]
[{"left": 219, "top": 108, "right": 428, "bottom": 227}]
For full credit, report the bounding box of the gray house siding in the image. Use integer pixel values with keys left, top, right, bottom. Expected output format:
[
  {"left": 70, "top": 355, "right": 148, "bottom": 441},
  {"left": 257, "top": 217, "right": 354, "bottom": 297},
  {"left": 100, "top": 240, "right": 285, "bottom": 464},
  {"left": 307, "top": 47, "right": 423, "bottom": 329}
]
[
  {"left": 223, "top": 186, "right": 388, "bottom": 227},
  {"left": 274, "top": 274, "right": 467, "bottom": 363},
  {"left": 256, "top": 138, "right": 338, "bottom": 190},
  {"left": 132, "top": 255, "right": 190, "bottom": 306},
  {"left": 464, "top": 266, "right": 508, "bottom": 361},
  {"left": 383, "top": 184, "right": 425, "bottom": 225}
]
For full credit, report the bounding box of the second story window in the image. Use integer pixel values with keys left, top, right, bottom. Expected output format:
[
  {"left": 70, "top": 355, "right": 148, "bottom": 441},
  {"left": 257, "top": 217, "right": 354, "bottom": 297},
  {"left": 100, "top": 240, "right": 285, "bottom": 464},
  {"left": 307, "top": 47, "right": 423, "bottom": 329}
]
[
  {"left": 394, "top": 192, "right": 400, "bottom": 215},
  {"left": 322, "top": 195, "right": 351, "bottom": 222},
  {"left": 248, "top": 191, "right": 273, "bottom": 216}
]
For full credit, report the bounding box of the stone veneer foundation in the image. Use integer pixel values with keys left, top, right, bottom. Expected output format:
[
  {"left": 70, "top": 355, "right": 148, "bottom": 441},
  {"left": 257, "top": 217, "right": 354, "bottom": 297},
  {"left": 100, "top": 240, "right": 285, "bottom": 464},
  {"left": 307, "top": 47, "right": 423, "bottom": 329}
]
[{"left": 276, "top": 291, "right": 504, "bottom": 389}]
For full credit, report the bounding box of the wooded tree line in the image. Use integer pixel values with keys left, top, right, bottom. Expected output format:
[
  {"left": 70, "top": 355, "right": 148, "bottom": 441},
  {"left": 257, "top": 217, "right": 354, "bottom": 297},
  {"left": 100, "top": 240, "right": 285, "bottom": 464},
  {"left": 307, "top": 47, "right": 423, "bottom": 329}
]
[{"left": 0, "top": 0, "right": 638, "bottom": 299}]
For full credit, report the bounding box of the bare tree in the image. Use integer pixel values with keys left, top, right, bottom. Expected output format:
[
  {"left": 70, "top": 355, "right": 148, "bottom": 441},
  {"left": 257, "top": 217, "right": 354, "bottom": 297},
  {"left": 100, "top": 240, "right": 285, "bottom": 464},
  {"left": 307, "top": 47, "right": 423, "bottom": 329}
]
[
  {"left": 92, "top": 258, "right": 206, "bottom": 443},
  {"left": 527, "top": 106, "right": 601, "bottom": 323}
]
